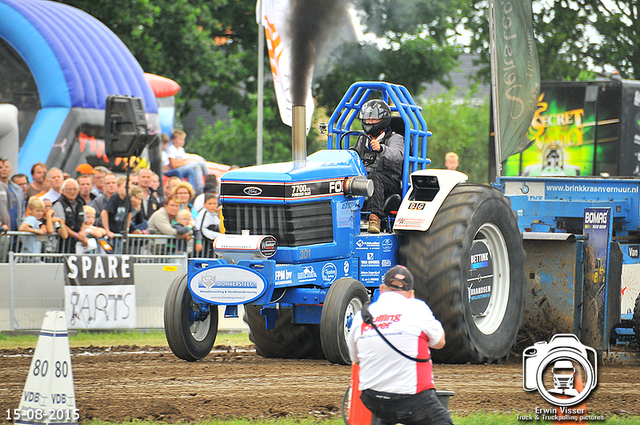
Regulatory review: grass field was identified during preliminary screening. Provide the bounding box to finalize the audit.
[0,330,249,349]
[79,414,639,425]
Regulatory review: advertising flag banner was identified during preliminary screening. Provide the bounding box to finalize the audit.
[490,0,540,165]
[64,255,136,329]
[256,0,314,130]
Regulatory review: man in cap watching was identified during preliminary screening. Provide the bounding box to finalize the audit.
[347,265,452,425]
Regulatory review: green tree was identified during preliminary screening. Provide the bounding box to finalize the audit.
[189,89,325,167]
[467,1,640,82]
[63,0,486,168]
[59,0,259,115]
[421,90,490,183]
[315,0,472,110]
[581,0,640,79]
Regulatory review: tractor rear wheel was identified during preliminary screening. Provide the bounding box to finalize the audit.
[320,278,369,364]
[243,305,324,359]
[399,183,525,363]
[164,273,218,361]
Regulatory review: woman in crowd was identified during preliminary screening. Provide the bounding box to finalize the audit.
[172,181,195,216]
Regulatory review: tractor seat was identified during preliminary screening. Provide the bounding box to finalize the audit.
[384,193,402,216]
[389,116,405,136]
[360,194,403,233]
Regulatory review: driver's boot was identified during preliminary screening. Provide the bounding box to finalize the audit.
[368,214,380,233]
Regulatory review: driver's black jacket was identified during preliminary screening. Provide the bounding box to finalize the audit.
[351,129,404,180]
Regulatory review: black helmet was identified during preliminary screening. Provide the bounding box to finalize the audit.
[359,99,391,137]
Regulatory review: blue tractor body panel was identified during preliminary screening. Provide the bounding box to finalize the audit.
[186,232,401,326]
[519,234,586,337]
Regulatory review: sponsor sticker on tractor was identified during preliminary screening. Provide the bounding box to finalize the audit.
[467,241,493,316]
[190,265,267,304]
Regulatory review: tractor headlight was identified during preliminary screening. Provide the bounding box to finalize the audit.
[214,232,278,261]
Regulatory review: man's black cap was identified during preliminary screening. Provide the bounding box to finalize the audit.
[383,265,414,291]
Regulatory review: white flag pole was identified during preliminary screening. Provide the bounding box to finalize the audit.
[256,0,264,165]
[489,0,502,179]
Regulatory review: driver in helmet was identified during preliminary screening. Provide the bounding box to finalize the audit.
[352,99,404,233]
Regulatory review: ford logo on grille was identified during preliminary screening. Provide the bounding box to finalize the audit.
[243,186,262,196]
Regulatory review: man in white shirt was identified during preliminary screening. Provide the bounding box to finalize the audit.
[166,129,209,191]
[348,265,453,425]
[39,168,64,203]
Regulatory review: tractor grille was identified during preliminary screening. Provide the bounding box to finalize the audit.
[223,201,334,247]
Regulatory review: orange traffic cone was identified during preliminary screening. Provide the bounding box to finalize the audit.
[347,363,373,425]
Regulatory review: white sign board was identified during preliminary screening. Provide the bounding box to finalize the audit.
[64,255,136,329]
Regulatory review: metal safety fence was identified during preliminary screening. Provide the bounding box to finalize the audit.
[0,231,215,263]
[0,232,194,331]
[0,232,252,332]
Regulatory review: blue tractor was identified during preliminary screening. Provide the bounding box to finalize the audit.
[163,81,526,364]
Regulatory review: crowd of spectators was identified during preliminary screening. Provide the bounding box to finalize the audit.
[0,153,223,257]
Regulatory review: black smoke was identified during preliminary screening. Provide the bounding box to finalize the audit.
[288,0,349,106]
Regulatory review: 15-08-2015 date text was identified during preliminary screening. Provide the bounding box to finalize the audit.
[6,408,80,421]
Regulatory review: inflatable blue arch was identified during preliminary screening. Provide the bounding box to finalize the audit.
[0,0,175,175]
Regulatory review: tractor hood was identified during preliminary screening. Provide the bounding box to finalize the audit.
[220,149,366,202]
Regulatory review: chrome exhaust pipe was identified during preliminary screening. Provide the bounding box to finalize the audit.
[292,105,307,168]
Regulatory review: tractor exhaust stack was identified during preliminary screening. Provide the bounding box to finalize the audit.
[292,105,307,168]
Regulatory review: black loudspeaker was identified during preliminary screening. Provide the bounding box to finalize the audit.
[105,95,150,157]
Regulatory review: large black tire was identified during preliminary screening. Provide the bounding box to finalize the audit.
[399,183,525,364]
[320,278,369,364]
[243,305,324,359]
[164,273,218,361]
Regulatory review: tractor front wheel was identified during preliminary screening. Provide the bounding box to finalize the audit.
[164,273,218,361]
[320,278,369,364]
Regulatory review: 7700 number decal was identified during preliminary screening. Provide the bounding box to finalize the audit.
[291,184,312,197]
[290,180,346,198]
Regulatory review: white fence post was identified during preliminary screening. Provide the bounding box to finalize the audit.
[9,250,15,331]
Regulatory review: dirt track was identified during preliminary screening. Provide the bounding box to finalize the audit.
[2,345,640,423]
